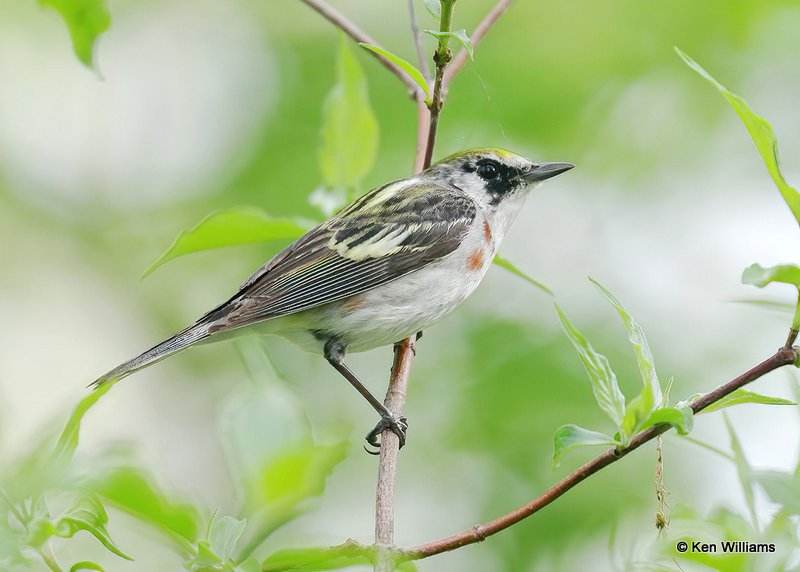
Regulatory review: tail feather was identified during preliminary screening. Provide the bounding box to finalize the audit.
[90,325,211,388]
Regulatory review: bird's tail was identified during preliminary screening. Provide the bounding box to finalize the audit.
[90,324,211,389]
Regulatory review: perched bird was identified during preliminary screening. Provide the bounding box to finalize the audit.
[93,148,573,449]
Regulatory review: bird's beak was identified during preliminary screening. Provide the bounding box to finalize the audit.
[522,162,574,182]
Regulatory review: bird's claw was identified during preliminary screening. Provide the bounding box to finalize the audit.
[365,414,408,450]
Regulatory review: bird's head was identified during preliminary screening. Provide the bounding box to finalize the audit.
[424,148,573,212]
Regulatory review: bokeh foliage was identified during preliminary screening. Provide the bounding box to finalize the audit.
[2,0,800,571]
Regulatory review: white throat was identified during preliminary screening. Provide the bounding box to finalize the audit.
[484,187,532,247]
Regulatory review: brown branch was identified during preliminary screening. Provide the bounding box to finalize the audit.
[407,346,798,559]
[374,337,417,571]
[407,0,432,84]
[258,343,798,571]
[374,3,460,569]
[414,99,432,174]
[442,0,514,90]
[283,7,796,567]
[299,0,424,100]
[422,0,457,170]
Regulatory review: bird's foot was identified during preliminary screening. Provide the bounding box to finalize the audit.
[364,413,408,454]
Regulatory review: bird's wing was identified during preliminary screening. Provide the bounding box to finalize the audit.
[203,179,477,332]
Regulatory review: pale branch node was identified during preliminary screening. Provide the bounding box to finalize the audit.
[299,0,425,100]
[785,327,798,348]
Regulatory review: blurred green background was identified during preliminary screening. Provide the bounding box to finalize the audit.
[1,0,800,570]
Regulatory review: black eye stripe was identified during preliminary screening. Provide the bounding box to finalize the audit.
[471,158,525,205]
[477,161,499,180]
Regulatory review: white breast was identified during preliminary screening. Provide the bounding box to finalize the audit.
[273,212,497,353]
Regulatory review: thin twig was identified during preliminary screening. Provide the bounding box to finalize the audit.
[654,435,668,535]
[422,0,457,170]
[407,346,797,559]
[414,99,431,174]
[299,0,424,100]
[375,337,417,571]
[786,328,799,348]
[442,0,514,90]
[37,544,64,572]
[407,0,432,83]
[0,487,26,527]
[257,345,798,571]
[375,3,459,568]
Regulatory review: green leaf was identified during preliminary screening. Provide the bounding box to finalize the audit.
[143,207,308,278]
[238,559,262,572]
[679,435,735,461]
[742,263,800,288]
[70,562,105,572]
[591,279,662,418]
[724,415,757,528]
[662,376,674,406]
[424,29,473,60]
[753,471,800,515]
[258,443,348,508]
[40,0,110,69]
[741,266,800,330]
[53,495,132,560]
[93,466,202,547]
[640,406,694,435]
[208,515,246,562]
[552,424,618,467]
[359,44,431,104]
[221,383,349,559]
[620,393,649,441]
[54,381,115,462]
[702,389,796,413]
[493,254,553,296]
[422,0,441,20]
[320,38,379,193]
[186,513,247,571]
[23,503,58,550]
[676,48,800,224]
[555,305,626,430]
[262,542,383,572]
[222,385,346,512]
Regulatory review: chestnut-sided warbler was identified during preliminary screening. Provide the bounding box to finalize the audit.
[93,149,573,449]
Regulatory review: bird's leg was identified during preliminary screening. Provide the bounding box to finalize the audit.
[323,339,408,450]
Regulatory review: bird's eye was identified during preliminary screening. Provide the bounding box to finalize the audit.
[477,161,499,180]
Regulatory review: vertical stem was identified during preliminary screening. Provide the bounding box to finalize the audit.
[0,487,26,526]
[422,0,457,169]
[407,0,432,83]
[413,99,431,173]
[375,338,416,568]
[787,287,800,347]
[37,544,64,572]
[374,2,458,571]
[442,0,514,89]
[654,435,668,536]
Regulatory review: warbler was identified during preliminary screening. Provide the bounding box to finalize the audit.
[93,149,573,448]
